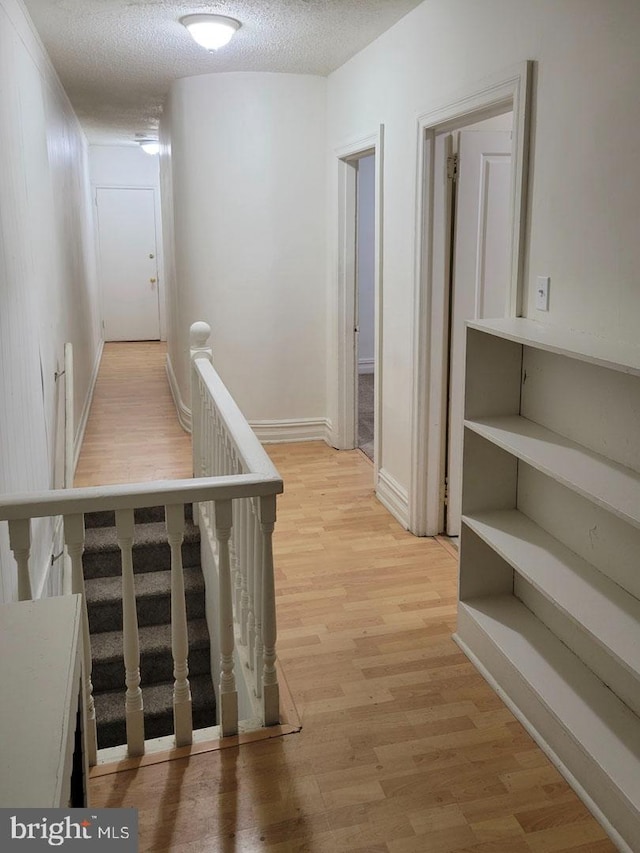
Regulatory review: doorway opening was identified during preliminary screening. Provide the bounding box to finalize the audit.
[335,126,383,479]
[356,153,376,462]
[409,62,532,537]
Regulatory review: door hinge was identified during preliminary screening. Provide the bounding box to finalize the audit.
[447,153,458,181]
[443,477,449,506]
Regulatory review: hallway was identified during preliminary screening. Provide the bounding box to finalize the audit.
[85,345,614,852]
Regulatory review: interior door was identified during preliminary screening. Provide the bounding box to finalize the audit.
[96,187,160,341]
[446,129,512,535]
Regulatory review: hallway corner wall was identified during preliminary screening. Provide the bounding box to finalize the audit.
[160,72,328,429]
[0,0,101,603]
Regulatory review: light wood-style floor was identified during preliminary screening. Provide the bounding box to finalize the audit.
[86,343,616,852]
[75,342,192,487]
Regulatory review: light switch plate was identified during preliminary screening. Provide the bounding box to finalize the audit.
[536,276,550,311]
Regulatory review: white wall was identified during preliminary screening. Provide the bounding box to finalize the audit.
[357,154,376,372]
[326,0,640,501]
[160,72,327,429]
[0,0,101,602]
[89,145,166,339]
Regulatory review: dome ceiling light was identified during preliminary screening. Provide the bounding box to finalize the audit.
[181,14,241,51]
[138,139,160,155]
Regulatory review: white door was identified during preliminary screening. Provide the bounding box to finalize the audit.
[447,130,512,535]
[96,187,160,341]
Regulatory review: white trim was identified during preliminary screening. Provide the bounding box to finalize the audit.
[249,419,332,445]
[334,126,384,484]
[73,339,104,477]
[358,358,374,375]
[410,61,532,536]
[166,353,329,446]
[166,352,192,433]
[376,468,410,530]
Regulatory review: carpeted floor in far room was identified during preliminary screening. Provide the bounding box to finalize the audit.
[358,371,374,460]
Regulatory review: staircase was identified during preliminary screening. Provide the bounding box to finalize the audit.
[82,505,217,749]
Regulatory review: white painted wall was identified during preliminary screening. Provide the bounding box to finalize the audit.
[89,145,166,339]
[357,154,376,372]
[326,0,640,502]
[0,0,101,603]
[160,72,327,427]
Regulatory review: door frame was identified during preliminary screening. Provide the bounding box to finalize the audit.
[334,126,384,476]
[93,184,165,342]
[409,61,532,536]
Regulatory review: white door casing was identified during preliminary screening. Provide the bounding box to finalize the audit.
[96,187,160,341]
[410,61,532,537]
[446,130,513,535]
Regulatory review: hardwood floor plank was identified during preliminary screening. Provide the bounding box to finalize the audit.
[85,348,617,852]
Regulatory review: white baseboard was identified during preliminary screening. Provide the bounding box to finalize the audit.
[250,419,332,445]
[166,353,192,433]
[164,358,328,446]
[73,339,104,477]
[358,358,374,375]
[376,467,410,529]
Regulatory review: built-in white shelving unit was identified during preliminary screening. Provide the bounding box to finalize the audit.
[454,318,640,853]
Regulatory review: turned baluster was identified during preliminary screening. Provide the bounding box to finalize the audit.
[8,518,32,601]
[214,413,223,477]
[64,513,98,766]
[253,510,264,697]
[216,499,238,736]
[190,321,212,482]
[239,497,252,646]
[166,503,193,747]
[259,495,279,725]
[246,501,259,671]
[115,508,145,757]
[233,499,244,618]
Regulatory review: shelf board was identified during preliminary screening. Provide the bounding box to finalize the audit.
[465,414,640,529]
[466,317,640,377]
[456,596,640,823]
[462,510,640,680]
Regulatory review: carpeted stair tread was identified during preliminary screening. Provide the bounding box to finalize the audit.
[91,619,212,692]
[91,618,211,665]
[85,567,205,632]
[94,674,217,748]
[84,520,200,551]
[82,520,200,578]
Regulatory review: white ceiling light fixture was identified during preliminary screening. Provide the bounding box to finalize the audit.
[181,14,241,51]
[138,139,160,155]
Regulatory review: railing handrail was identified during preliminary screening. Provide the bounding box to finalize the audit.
[193,358,280,480]
[0,473,282,522]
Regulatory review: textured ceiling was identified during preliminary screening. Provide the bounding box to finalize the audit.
[23,0,423,144]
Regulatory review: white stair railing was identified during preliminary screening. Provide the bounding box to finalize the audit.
[190,322,282,730]
[0,320,283,762]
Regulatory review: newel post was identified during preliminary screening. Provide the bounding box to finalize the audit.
[190,322,213,482]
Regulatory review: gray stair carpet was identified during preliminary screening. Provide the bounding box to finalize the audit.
[83,505,217,750]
